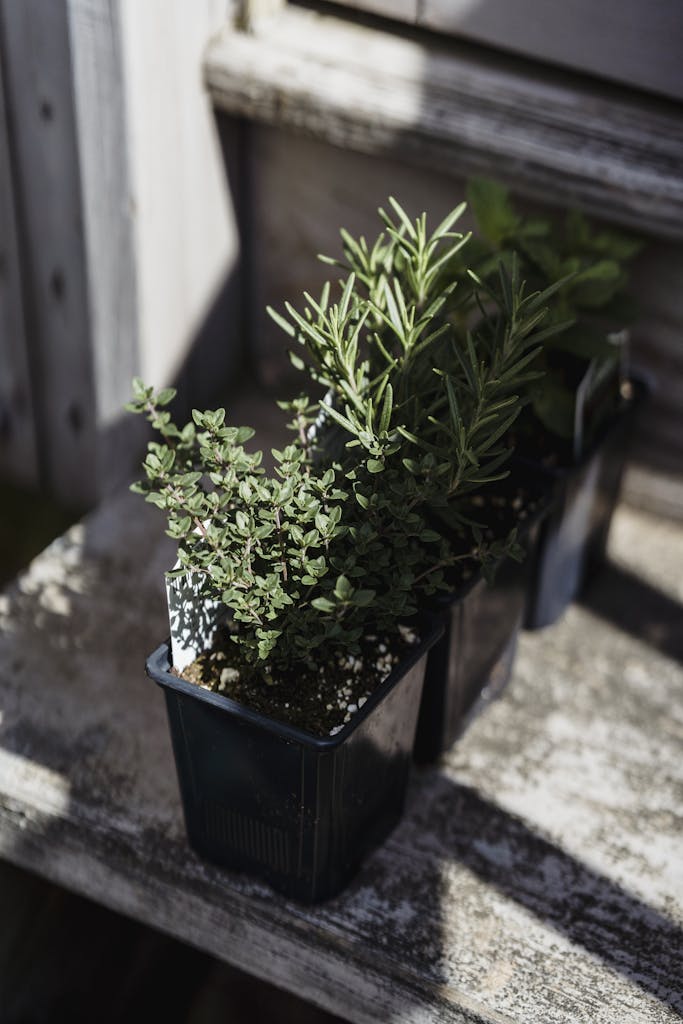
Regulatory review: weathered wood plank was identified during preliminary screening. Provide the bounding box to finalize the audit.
[0,0,243,505]
[331,0,418,22]
[0,403,681,1023]
[333,0,683,102]
[418,0,683,103]
[0,0,98,505]
[65,0,141,493]
[205,6,683,241]
[0,52,38,488]
[116,0,243,409]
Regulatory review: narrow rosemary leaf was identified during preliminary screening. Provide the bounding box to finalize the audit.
[433,202,467,239]
[266,305,296,337]
[379,383,393,434]
[388,196,418,240]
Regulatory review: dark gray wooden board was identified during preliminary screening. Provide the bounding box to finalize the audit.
[329,0,683,103]
[0,461,681,1021]
[205,7,683,241]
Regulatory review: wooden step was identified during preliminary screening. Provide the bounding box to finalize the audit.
[0,381,681,1022]
[205,5,683,240]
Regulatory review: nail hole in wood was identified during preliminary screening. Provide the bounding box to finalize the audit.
[0,405,11,441]
[67,402,83,434]
[40,99,54,121]
[50,269,65,301]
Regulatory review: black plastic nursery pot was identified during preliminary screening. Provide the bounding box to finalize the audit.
[524,377,647,629]
[413,474,550,765]
[146,619,442,904]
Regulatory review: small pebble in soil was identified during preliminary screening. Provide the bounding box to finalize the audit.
[176,625,415,738]
[398,624,418,645]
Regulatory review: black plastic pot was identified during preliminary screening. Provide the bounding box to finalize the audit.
[524,378,647,629]
[146,619,442,904]
[414,474,550,764]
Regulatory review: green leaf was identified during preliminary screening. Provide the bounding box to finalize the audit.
[378,383,393,434]
[367,458,384,473]
[531,378,576,439]
[266,305,296,337]
[570,260,623,308]
[388,196,418,239]
[235,426,255,444]
[156,387,176,406]
[311,596,336,613]
[334,574,353,600]
[547,323,618,361]
[466,178,519,245]
[339,273,356,320]
[433,202,467,239]
[324,403,357,436]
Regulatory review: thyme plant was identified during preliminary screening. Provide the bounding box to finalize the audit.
[127,381,452,679]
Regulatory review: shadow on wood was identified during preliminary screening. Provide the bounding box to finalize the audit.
[407,773,683,1016]
[580,560,683,665]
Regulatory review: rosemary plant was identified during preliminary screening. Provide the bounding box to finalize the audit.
[269,197,568,533]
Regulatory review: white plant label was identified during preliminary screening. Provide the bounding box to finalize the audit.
[165,567,224,672]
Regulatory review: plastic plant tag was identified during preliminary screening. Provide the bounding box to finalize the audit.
[165,566,224,672]
[608,327,631,387]
[535,451,603,623]
[573,347,622,462]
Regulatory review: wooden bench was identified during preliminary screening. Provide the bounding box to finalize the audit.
[0,483,681,1023]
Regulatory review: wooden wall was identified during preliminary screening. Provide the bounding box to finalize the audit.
[0,59,38,488]
[0,0,241,507]
[0,0,98,505]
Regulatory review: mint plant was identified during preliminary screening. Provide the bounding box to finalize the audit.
[464,178,642,445]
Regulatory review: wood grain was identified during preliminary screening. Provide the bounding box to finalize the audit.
[0,55,38,487]
[0,0,243,504]
[0,0,98,505]
[332,0,683,102]
[205,6,683,241]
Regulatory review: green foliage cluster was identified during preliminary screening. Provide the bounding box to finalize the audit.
[463,179,642,441]
[271,198,566,512]
[129,196,569,682]
[127,379,453,677]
